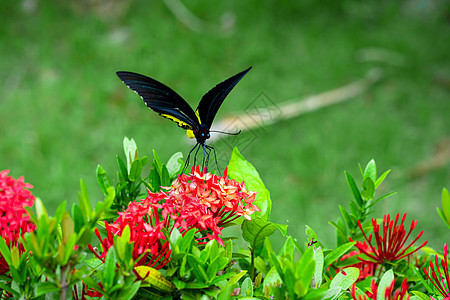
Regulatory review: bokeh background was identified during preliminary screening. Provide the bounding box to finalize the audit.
[1,1,449,249]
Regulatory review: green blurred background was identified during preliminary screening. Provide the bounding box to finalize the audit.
[1,1,449,248]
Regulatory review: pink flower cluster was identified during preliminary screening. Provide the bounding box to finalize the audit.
[0,170,36,274]
[0,170,36,243]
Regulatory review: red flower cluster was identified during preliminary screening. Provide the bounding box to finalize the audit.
[351,278,410,300]
[0,170,36,274]
[161,166,260,246]
[89,166,259,271]
[90,199,171,270]
[423,243,449,299]
[352,213,427,265]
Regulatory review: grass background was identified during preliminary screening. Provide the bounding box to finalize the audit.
[1,1,449,249]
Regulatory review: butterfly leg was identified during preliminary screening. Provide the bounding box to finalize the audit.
[205,144,220,174]
[193,142,201,169]
[201,144,212,171]
[183,143,200,173]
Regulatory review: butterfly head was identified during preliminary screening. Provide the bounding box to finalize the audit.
[194,124,210,144]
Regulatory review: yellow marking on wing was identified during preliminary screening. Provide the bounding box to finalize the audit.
[195,110,202,124]
[160,113,192,130]
[186,130,195,139]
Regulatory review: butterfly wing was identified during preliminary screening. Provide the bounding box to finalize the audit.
[116,71,199,130]
[196,67,252,129]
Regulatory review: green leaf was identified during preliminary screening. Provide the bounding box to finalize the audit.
[123,137,138,173]
[324,242,356,269]
[345,172,363,206]
[0,237,12,266]
[96,164,112,196]
[104,247,117,288]
[242,218,286,256]
[437,208,450,228]
[61,212,74,244]
[279,236,295,259]
[121,281,141,300]
[263,266,282,296]
[35,281,60,296]
[78,179,92,220]
[305,225,323,250]
[363,159,377,182]
[374,169,391,188]
[186,254,208,283]
[325,267,359,299]
[117,155,128,180]
[361,177,375,201]
[35,198,48,220]
[129,159,143,181]
[313,247,324,288]
[135,266,174,292]
[295,248,315,297]
[377,269,394,300]
[0,281,20,297]
[339,205,354,229]
[240,277,254,297]
[411,291,431,300]
[167,152,183,177]
[441,188,450,223]
[72,204,85,234]
[152,150,163,175]
[227,147,271,220]
[161,165,171,187]
[54,201,67,224]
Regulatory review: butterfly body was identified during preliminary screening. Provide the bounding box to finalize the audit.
[116,67,251,171]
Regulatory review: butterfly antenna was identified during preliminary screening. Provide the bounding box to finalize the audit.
[209,130,241,136]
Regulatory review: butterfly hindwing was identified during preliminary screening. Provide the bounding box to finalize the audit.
[116,71,199,130]
[196,67,252,129]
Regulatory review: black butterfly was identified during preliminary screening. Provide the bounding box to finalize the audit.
[116,67,251,172]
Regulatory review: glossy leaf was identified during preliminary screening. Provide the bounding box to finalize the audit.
[123,137,138,173]
[167,152,183,177]
[361,177,375,201]
[323,242,355,269]
[227,147,272,220]
[363,159,377,182]
[313,247,324,288]
[295,247,315,297]
[78,179,92,221]
[325,267,359,299]
[377,269,394,300]
[135,266,175,292]
[345,171,362,206]
[96,164,111,196]
[240,277,254,297]
[242,218,287,256]
[374,169,391,188]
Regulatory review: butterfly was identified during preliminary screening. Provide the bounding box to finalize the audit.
[116,67,251,172]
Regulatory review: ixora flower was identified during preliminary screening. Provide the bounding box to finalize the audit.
[351,213,427,265]
[89,201,171,270]
[423,243,449,299]
[89,166,259,270]
[351,278,410,300]
[0,170,36,274]
[160,166,260,246]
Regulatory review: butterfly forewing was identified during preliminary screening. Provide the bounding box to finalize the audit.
[116,71,199,129]
[196,67,252,129]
